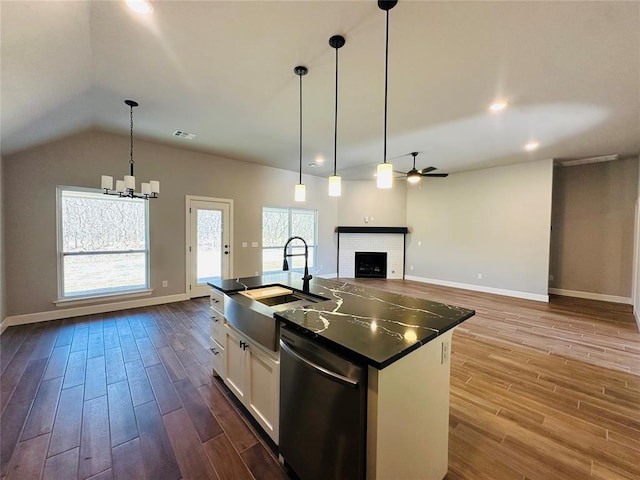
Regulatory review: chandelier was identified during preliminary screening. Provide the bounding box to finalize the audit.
[101,100,159,199]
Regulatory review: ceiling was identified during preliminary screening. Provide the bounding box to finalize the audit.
[2,1,639,180]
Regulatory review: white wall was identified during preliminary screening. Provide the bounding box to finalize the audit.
[337,180,407,227]
[3,130,338,318]
[406,159,554,300]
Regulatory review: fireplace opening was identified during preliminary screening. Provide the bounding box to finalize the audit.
[355,252,387,278]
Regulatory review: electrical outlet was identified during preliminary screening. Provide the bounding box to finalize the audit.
[162,280,168,288]
[477,273,482,280]
[410,265,414,271]
[251,242,259,247]
[549,274,554,281]
[441,339,450,364]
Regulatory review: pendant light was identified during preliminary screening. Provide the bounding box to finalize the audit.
[294,66,308,202]
[328,35,345,197]
[376,0,398,189]
[101,100,159,199]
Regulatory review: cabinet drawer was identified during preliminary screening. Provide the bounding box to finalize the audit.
[210,289,224,313]
[210,312,225,345]
[210,338,224,376]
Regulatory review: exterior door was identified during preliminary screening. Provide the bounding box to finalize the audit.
[187,196,232,298]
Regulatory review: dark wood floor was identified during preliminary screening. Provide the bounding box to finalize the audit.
[1,300,288,480]
[1,279,639,479]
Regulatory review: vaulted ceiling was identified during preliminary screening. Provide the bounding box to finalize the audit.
[2,1,639,179]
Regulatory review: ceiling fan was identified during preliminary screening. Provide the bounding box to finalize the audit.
[397,152,449,184]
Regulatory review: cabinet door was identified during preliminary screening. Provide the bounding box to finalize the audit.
[210,338,224,377]
[246,345,280,443]
[210,310,224,346]
[223,327,247,402]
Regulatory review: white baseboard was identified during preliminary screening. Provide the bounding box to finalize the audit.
[1,293,189,333]
[548,288,632,305]
[0,318,10,335]
[635,309,640,331]
[405,275,549,303]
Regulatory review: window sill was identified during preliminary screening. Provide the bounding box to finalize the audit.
[54,289,154,307]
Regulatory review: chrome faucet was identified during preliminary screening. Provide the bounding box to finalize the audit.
[282,236,312,293]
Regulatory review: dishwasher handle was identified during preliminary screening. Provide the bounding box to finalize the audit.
[280,339,359,389]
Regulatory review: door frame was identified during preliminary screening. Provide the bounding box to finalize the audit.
[185,195,234,298]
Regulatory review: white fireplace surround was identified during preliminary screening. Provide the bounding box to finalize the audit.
[338,233,405,279]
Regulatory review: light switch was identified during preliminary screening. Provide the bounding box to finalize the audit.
[242,242,248,248]
[251,242,259,247]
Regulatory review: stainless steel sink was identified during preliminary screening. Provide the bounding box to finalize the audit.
[224,287,325,351]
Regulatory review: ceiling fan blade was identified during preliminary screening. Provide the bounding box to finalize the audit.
[421,173,448,177]
[418,166,437,174]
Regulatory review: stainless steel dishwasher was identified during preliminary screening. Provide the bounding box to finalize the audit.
[279,327,367,480]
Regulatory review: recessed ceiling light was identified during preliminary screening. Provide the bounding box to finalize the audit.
[315,156,325,164]
[125,0,153,15]
[524,141,540,152]
[489,101,508,112]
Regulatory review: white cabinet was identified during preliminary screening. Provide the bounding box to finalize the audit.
[366,330,454,480]
[209,288,226,376]
[223,324,280,443]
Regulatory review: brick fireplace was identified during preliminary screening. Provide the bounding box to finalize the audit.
[335,226,409,279]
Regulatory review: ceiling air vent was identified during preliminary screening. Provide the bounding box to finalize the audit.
[557,154,619,167]
[173,130,196,140]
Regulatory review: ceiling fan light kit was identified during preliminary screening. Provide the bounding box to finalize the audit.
[101,100,159,200]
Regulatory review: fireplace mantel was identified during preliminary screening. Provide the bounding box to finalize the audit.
[335,226,409,234]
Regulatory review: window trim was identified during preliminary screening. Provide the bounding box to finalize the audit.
[56,185,151,302]
[262,206,318,274]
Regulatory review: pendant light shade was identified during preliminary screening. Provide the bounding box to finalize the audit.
[328,175,341,196]
[328,35,345,197]
[295,183,306,202]
[377,163,394,188]
[376,0,397,189]
[294,66,308,202]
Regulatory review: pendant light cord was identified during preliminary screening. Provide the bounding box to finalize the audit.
[333,46,339,176]
[129,103,135,176]
[383,7,389,164]
[299,71,303,184]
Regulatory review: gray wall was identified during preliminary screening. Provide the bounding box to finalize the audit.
[3,130,337,317]
[633,161,640,327]
[0,155,5,325]
[406,159,554,297]
[550,157,638,298]
[337,180,407,227]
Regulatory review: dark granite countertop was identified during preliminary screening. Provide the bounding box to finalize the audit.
[208,274,474,369]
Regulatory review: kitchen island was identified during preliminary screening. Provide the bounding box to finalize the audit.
[209,273,474,480]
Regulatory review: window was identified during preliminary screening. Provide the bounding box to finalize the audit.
[262,207,317,274]
[57,186,149,299]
